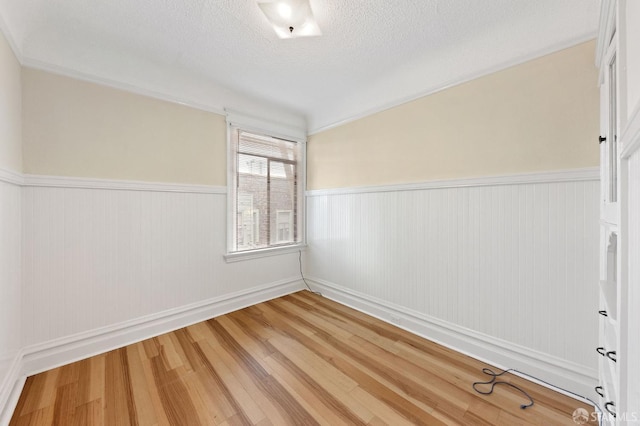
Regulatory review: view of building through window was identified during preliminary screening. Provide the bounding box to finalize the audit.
[233,130,299,251]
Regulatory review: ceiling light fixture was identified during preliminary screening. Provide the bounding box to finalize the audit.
[258,0,321,39]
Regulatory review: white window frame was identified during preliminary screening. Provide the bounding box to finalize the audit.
[224,110,307,262]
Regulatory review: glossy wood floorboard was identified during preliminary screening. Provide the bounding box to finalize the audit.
[10,291,596,425]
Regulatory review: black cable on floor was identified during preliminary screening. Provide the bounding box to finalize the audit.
[473,368,534,409]
[510,369,600,415]
[299,250,322,296]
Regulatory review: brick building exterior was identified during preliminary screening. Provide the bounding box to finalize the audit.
[236,170,296,250]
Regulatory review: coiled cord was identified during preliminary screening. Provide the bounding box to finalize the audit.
[472,368,534,409]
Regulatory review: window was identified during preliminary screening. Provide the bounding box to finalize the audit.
[227,121,304,256]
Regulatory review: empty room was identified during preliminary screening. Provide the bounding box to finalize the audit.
[1,0,639,424]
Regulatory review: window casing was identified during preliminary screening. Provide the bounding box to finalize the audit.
[607,52,617,203]
[227,125,304,256]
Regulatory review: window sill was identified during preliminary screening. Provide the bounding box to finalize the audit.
[224,244,307,263]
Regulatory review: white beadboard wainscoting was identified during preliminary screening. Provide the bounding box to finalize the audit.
[0,175,304,423]
[0,172,23,425]
[305,168,600,399]
[20,177,304,351]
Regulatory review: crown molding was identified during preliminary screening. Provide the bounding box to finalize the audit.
[21,57,228,117]
[308,34,598,135]
[22,55,308,133]
[6,8,595,140]
[0,12,23,63]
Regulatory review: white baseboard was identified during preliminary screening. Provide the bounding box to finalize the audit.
[20,278,304,378]
[1,278,304,423]
[307,277,598,405]
[2,274,597,422]
[0,351,26,426]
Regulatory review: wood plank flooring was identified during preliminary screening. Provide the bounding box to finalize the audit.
[10,291,596,425]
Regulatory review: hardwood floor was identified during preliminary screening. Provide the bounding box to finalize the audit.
[10,291,596,425]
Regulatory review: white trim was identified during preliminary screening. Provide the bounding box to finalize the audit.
[0,13,23,63]
[300,138,308,245]
[20,278,304,378]
[22,58,228,117]
[309,35,597,135]
[224,244,307,263]
[226,119,308,255]
[0,351,25,426]
[307,277,598,402]
[21,58,311,140]
[0,168,23,186]
[5,13,593,140]
[305,168,600,197]
[227,123,236,253]
[620,101,640,159]
[22,174,226,194]
[0,377,25,426]
[595,0,616,79]
[20,59,308,134]
[225,109,307,143]
[1,169,229,194]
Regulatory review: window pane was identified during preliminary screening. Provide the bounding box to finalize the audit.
[237,155,268,250]
[231,128,301,253]
[239,133,296,161]
[238,153,267,176]
[270,161,296,245]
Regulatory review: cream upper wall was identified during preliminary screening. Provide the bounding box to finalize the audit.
[0,30,22,173]
[307,40,599,190]
[22,68,226,185]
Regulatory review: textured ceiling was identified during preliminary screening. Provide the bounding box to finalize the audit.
[0,0,600,133]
